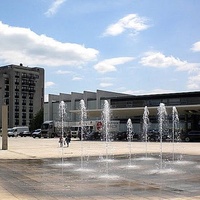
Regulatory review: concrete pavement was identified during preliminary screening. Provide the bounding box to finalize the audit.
[1,137,200,159]
[0,137,200,199]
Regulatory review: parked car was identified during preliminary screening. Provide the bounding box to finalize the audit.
[7,128,15,137]
[180,130,200,142]
[114,131,140,141]
[8,126,29,137]
[147,130,170,142]
[147,130,160,141]
[114,131,127,141]
[19,131,31,137]
[85,131,101,141]
[32,129,41,138]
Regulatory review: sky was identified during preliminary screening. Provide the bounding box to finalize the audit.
[0,0,200,101]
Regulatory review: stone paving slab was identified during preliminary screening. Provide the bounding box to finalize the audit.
[0,137,200,199]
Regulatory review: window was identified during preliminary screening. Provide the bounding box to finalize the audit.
[22,106,26,112]
[15,72,20,78]
[15,106,19,111]
[168,98,180,105]
[4,92,9,97]
[22,99,26,105]
[15,99,19,105]
[15,119,19,126]
[15,92,19,98]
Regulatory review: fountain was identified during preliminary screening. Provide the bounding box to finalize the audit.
[43,102,200,198]
[157,103,168,169]
[80,99,87,141]
[172,106,180,162]
[99,100,119,179]
[58,101,67,165]
[59,101,67,137]
[127,118,133,166]
[143,106,150,157]
[79,99,87,170]
[102,100,111,173]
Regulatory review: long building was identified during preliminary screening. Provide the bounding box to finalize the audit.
[44,90,200,133]
[0,64,44,128]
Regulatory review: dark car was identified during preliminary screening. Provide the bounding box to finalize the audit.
[180,130,200,142]
[32,129,41,138]
[114,131,140,141]
[19,131,31,137]
[147,130,171,142]
[85,131,101,141]
[147,130,160,141]
[114,131,127,141]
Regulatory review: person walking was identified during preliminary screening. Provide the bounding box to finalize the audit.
[65,132,71,147]
[59,136,63,147]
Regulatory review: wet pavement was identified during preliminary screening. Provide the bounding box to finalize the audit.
[0,137,200,199]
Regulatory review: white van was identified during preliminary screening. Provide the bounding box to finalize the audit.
[8,126,29,137]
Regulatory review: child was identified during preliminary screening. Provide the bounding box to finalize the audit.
[59,136,63,147]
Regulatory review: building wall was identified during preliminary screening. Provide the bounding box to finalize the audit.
[0,64,44,128]
[44,90,200,134]
[45,90,120,120]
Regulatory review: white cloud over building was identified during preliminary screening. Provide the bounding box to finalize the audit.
[0,21,98,68]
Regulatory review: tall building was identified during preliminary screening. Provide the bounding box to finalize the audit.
[0,64,44,128]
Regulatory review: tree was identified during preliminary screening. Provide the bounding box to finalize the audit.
[29,109,43,132]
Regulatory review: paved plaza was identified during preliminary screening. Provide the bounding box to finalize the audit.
[0,137,200,200]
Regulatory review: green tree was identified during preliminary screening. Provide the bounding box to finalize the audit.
[29,109,43,132]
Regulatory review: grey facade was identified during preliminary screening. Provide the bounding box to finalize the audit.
[44,90,129,123]
[44,90,200,133]
[0,64,44,128]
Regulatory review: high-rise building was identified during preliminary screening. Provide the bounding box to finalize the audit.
[0,64,44,128]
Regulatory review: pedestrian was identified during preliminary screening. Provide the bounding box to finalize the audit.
[65,132,71,147]
[59,136,63,147]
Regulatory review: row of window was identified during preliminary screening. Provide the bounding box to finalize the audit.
[15,71,39,79]
[15,119,27,126]
[15,106,33,112]
[111,97,200,108]
[15,91,34,97]
[15,112,33,126]
[15,78,36,86]
[15,98,34,105]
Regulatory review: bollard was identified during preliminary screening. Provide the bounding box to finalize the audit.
[2,105,8,150]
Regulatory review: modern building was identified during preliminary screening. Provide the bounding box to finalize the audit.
[0,64,44,128]
[44,90,200,133]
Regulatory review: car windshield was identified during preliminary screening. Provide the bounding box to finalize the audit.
[41,124,49,129]
[71,127,79,131]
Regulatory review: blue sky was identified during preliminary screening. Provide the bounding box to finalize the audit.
[0,0,200,101]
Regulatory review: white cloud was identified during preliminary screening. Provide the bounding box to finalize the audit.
[103,14,150,36]
[0,21,98,67]
[140,51,200,72]
[100,82,113,88]
[187,73,200,90]
[45,81,55,88]
[45,0,66,17]
[56,70,71,74]
[191,41,200,52]
[94,57,134,73]
[72,76,83,81]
